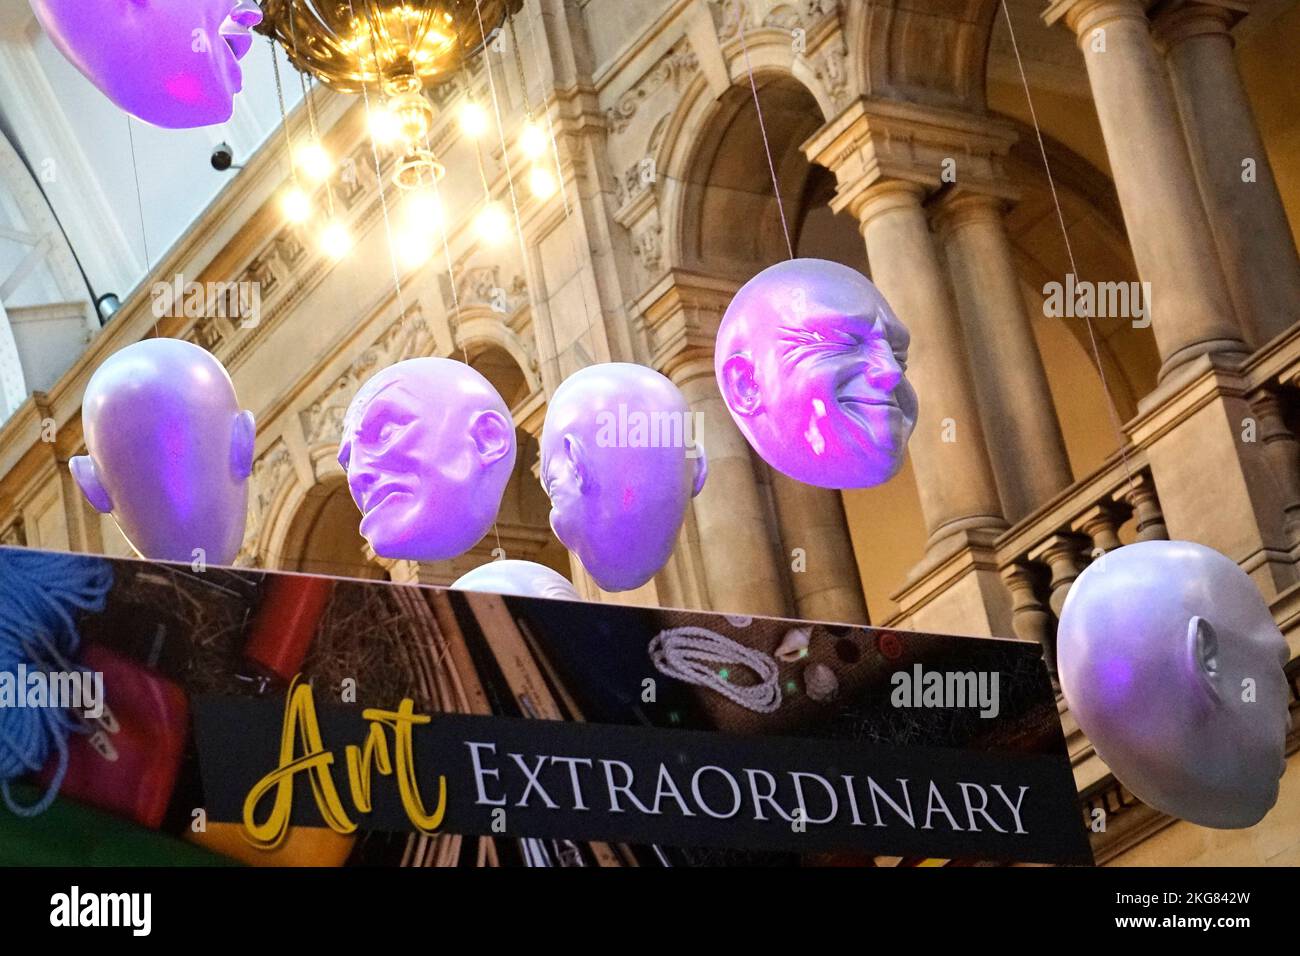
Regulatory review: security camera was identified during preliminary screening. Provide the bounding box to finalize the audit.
[210,142,236,172]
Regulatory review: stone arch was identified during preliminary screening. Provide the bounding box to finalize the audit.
[273,475,383,579]
[450,307,542,396]
[664,70,831,277]
[846,0,1000,112]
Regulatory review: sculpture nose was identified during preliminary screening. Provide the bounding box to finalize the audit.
[865,352,902,393]
[230,1,263,27]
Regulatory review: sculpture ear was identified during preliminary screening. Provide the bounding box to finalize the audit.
[470,409,514,466]
[70,455,113,514]
[1187,615,1222,704]
[563,432,591,494]
[720,353,761,417]
[690,443,708,498]
[231,410,256,480]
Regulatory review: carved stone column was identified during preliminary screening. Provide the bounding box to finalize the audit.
[1153,1,1300,346]
[804,99,1014,637]
[641,271,788,618]
[1044,0,1249,377]
[934,191,1074,521]
[1250,388,1300,547]
[769,473,870,625]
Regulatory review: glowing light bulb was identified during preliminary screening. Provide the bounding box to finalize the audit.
[528,166,557,200]
[396,226,434,270]
[520,121,547,159]
[405,190,444,232]
[369,106,401,145]
[460,101,490,139]
[321,221,352,258]
[474,202,510,245]
[281,186,312,224]
[297,142,332,181]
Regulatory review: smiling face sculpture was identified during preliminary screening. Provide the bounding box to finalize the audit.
[540,364,707,593]
[715,258,917,489]
[70,339,255,565]
[1058,540,1292,829]
[338,358,516,563]
[29,0,262,129]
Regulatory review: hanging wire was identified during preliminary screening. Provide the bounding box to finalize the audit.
[518,0,609,367]
[735,7,794,260]
[342,0,408,316]
[472,0,537,302]
[998,0,1134,487]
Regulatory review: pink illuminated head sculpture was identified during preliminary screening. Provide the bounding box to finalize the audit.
[716,258,917,489]
[29,0,262,129]
[452,560,581,602]
[338,358,516,563]
[540,363,707,592]
[70,339,255,564]
[1058,540,1291,828]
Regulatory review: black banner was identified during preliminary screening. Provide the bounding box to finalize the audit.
[194,688,1092,864]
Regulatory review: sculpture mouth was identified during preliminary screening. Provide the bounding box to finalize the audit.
[362,485,412,516]
[838,396,900,430]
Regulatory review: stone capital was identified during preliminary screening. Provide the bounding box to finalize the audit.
[929,189,1014,239]
[634,269,739,383]
[1044,0,1150,40]
[801,97,1018,223]
[1150,1,1241,49]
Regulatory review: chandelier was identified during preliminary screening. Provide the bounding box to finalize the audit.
[256,1,520,96]
[258,2,520,189]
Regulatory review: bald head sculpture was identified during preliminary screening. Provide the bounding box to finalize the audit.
[71,338,255,564]
[338,358,516,562]
[452,560,581,602]
[30,0,262,128]
[1058,540,1291,828]
[540,363,706,592]
[716,258,916,489]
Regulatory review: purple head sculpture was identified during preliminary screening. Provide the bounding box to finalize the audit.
[452,560,581,602]
[715,258,917,489]
[1058,540,1291,828]
[70,339,255,564]
[29,0,262,129]
[540,363,707,592]
[338,358,516,563]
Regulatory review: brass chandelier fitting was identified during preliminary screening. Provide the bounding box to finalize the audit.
[256,0,520,96]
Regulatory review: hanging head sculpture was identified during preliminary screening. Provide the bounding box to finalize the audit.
[540,363,707,592]
[71,338,256,565]
[715,258,917,489]
[1058,540,1292,828]
[29,0,262,129]
[452,560,581,602]
[338,358,516,563]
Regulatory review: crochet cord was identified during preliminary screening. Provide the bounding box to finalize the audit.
[649,626,782,714]
[0,550,113,816]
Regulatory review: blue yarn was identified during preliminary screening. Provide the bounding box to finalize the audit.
[0,549,113,816]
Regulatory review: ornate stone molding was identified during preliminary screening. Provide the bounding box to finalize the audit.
[237,439,292,566]
[297,306,435,453]
[604,42,699,135]
[802,96,1019,220]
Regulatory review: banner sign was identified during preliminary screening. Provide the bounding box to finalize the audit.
[0,547,1093,866]
[195,688,1091,863]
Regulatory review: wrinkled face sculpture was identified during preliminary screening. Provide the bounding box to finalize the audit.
[540,363,707,593]
[1058,540,1292,829]
[339,358,516,563]
[71,339,255,565]
[452,560,581,602]
[29,0,262,129]
[716,258,917,489]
